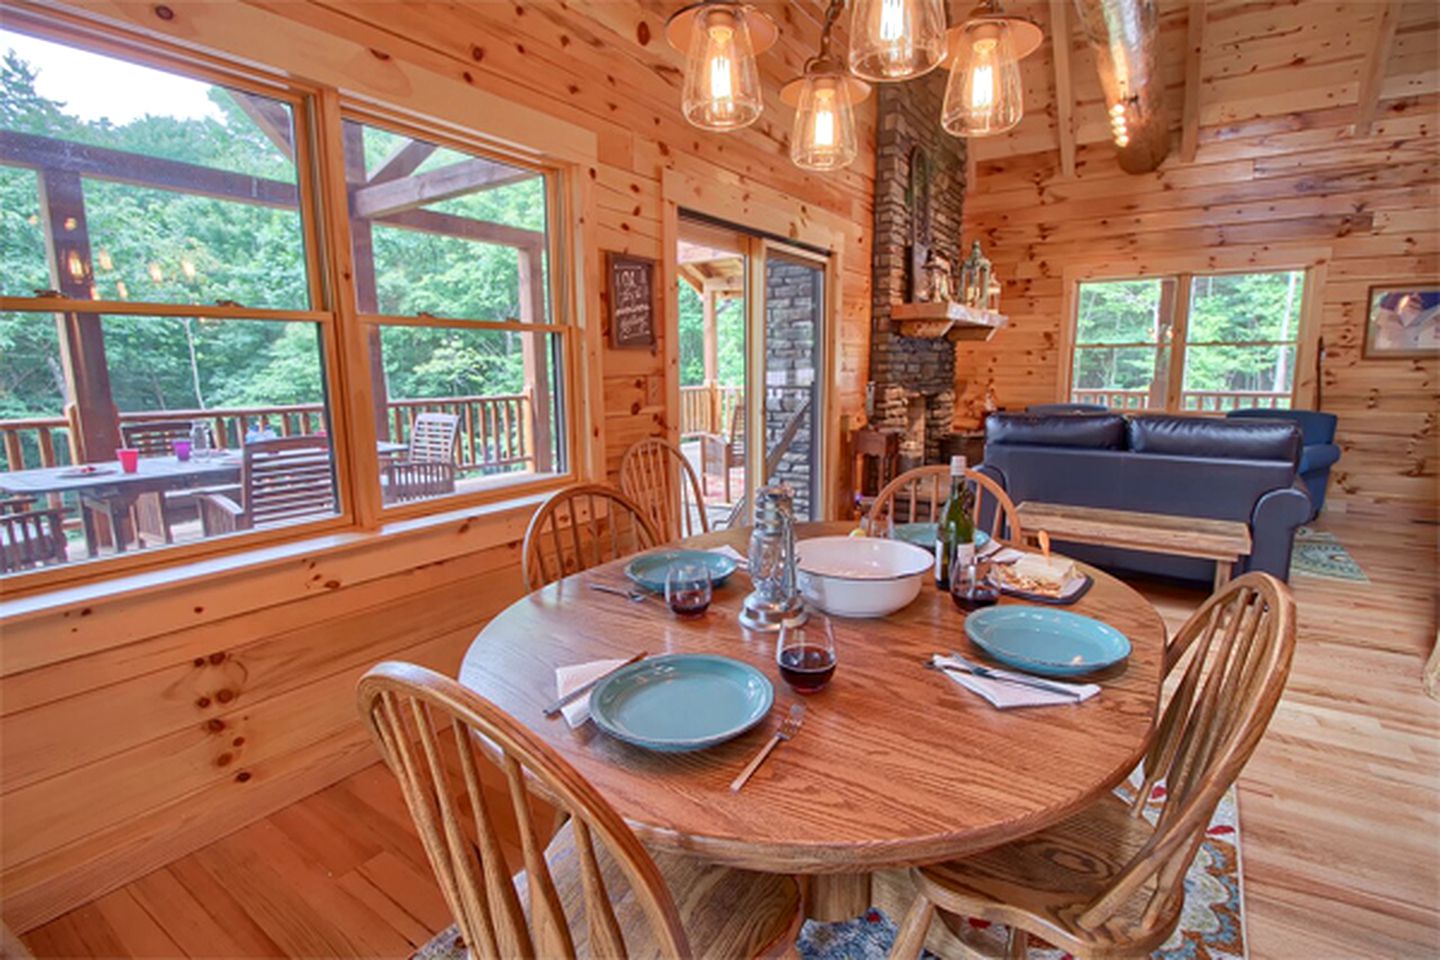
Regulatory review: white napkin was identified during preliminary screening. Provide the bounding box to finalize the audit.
[707,545,749,569]
[555,659,626,728]
[931,655,1100,710]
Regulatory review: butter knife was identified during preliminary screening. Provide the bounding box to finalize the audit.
[933,654,1085,701]
[543,652,647,717]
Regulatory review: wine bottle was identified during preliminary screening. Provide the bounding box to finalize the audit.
[935,455,976,588]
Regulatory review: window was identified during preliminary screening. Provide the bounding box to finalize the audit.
[340,119,566,507]
[1067,270,1306,412]
[0,22,574,583]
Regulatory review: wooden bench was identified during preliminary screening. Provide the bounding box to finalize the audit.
[1015,502,1253,590]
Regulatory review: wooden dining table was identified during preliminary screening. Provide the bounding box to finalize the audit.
[459,521,1167,921]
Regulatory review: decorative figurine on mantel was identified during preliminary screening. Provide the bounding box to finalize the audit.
[986,275,1003,313]
[920,249,953,303]
[958,240,993,310]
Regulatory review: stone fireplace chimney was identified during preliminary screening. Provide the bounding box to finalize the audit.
[867,72,966,466]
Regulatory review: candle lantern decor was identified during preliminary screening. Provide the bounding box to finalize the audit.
[740,484,807,632]
[958,240,992,309]
[986,275,1003,313]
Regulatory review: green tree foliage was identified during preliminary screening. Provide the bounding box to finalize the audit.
[0,46,546,436]
[677,280,744,387]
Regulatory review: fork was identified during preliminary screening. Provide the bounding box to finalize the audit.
[729,703,806,792]
[588,583,649,603]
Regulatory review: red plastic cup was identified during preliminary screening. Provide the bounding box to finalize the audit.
[117,448,140,473]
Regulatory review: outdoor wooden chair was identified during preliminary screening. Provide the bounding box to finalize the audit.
[0,496,68,573]
[865,464,1023,546]
[700,404,746,504]
[619,437,710,543]
[521,483,660,591]
[385,412,460,504]
[357,661,801,959]
[108,419,222,546]
[197,435,335,535]
[890,573,1297,960]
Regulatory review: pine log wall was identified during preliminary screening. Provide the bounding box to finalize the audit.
[958,0,1438,521]
[0,0,873,930]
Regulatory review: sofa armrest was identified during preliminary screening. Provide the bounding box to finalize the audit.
[1246,481,1312,581]
[1299,442,1341,474]
[197,491,245,537]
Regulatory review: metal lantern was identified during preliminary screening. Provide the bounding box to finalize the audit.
[740,484,807,631]
[958,240,992,309]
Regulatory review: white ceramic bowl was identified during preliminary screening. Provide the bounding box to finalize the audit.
[795,536,934,618]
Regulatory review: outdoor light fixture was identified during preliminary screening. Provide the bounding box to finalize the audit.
[941,2,1043,138]
[848,0,948,81]
[667,2,777,131]
[782,0,870,171]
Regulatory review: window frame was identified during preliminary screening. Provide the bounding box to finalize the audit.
[0,12,585,593]
[1058,252,1328,415]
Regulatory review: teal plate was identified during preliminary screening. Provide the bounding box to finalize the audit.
[964,606,1131,677]
[891,524,991,552]
[625,549,738,593]
[589,654,774,752]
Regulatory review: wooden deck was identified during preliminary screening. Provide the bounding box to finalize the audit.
[19,512,1439,959]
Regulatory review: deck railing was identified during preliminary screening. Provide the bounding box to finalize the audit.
[679,383,743,436]
[1070,388,1291,413]
[0,393,535,474]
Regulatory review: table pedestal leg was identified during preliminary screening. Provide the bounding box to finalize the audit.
[807,872,872,921]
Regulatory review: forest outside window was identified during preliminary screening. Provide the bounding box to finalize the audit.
[1068,270,1306,413]
[0,27,344,580]
[340,118,567,507]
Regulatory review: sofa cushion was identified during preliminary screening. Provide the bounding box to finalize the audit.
[1228,408,1338,445]
[1128,415,1301,465]
[985,413,1127,449]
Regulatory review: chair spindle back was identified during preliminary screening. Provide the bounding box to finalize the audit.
[619,438,710,543]
[866,464,1023,546]
[522,484,661,591]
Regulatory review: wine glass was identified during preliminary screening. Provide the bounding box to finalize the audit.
[951,555,1000,611]
[775,616,837,693]
[665,560,713,618]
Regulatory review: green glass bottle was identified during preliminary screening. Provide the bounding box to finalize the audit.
[935,455,976,589]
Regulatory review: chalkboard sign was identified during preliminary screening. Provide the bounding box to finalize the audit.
[607,251,657,348]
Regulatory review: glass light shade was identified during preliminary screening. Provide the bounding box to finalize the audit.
[849,0,947,81]
[941,21,1024,137]
[790,73,859,170]
[680,5,764,131]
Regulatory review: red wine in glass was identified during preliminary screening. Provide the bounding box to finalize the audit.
[667,586,711,618]
[665,561,712,618]
[952,584,1000,612]
[777,645,836,693]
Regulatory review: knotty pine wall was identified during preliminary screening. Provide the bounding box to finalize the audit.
[0,0,874,930]
[957,0,1439,520]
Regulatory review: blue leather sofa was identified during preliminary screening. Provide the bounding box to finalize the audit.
[1227,408,1339,519]
[1026,402,1109,415]
[979,412,1311,582]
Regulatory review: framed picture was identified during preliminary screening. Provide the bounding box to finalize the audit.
[1364,285,1440,358]
[606,251,657,348]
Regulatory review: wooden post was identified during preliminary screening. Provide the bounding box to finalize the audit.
[342,122,391,440]
[518,245,554,472]
[38,169,119,463]
[1049,0,1077,179]
[1073,0,1169,174]
[702,285,720,432]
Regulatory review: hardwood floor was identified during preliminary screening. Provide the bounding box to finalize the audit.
[19,513,1440,959]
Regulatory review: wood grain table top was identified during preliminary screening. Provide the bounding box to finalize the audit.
[1016,502,1253,560]
[459,522,1167,874]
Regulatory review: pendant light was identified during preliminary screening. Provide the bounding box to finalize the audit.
[848,0,948,82]
[782,0,870,171]
[666,2,778,131]
[940,2,1043,138]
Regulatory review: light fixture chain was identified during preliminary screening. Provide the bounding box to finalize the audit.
[818,0,847,61]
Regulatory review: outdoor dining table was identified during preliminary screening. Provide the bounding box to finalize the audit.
[459,521,1168,921]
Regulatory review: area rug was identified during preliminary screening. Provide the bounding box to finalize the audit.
[414,785,1245,960]
[1291,526,1368,582]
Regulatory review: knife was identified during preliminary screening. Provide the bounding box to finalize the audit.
[543,652,647,717]
[933,654,1085,701]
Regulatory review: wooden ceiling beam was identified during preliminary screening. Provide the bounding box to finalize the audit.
[1179,1,1205,163]
[1353,0,1401,137]
[228,90,295,162]
[367,139,437,185]
[1049,0,1077,179]
[351,158,535,219]
[1074,0,1170,174]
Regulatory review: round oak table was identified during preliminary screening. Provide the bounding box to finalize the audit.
[460,522,1166,919]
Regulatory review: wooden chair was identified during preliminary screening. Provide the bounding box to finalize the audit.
[0,496,68,573]
[198,435,335,535]
[619,437,710,543]
[700,404,745,503]
[385,412,460,504]
[357,661,802,959]
[865,464,1023,545]
[109,419,218,546]
[850,426,902,520]
[890,572,1298,959]
[522,483,660,592]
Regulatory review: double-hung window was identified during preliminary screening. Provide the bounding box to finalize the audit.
[1066,269,1307,412]
[0,22,574,584]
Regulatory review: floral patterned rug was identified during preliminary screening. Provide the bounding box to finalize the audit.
[415,782,1245,960]
[1291,527,1368,582]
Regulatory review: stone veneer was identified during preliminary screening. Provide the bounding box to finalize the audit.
[868,70,967,464]
[764,258,820,519]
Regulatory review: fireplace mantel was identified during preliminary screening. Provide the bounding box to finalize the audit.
[891,301,1007,342]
